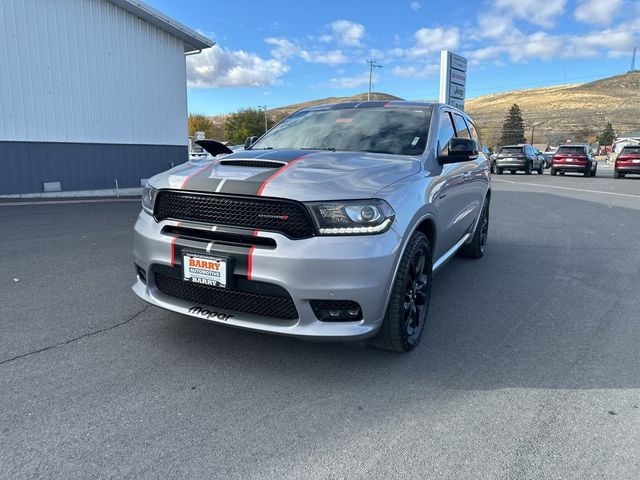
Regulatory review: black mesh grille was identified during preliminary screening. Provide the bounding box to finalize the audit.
[155,273,298,320]
[154,191,315,239]
[220,160,284,168]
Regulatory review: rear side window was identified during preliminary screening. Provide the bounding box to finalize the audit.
[621,146,640,154]
[436,111,456,156]
[452,114,471,139]
[557,146,587,155]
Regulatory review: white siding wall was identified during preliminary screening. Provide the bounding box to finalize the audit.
[0,0,188,145]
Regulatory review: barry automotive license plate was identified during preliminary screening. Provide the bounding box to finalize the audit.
[183,253,228,288]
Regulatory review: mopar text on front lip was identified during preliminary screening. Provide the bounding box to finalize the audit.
[188,306,234,321]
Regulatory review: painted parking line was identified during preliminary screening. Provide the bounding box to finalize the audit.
[493,179,640,199]
[0,198,141,207]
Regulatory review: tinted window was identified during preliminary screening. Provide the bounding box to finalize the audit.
[556,146,587,155]
[452,114,471,139]
[466,120,480,144]
[252,106,432,156]
[621,146,640,154]
[499,147,524,156]
[436,111,456,156]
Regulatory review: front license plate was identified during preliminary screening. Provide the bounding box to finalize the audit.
[183,253,228,288]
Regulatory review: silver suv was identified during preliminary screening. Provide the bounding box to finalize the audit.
[133,102,491,352]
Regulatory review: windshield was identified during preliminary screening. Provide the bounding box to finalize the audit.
[251,106,432,156]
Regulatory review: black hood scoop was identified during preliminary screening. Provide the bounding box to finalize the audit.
[219,160,285,168]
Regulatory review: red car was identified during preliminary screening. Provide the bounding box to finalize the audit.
[550,145,597,177]
[614,146,640,178]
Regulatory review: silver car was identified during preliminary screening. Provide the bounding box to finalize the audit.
[133,101,490,352]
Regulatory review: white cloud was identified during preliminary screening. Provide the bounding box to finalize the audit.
[409,27,460,56]
[494,0,566,26]
[265,37,349,65]
[410,1,422,11]
[329,20,365,47]
[574,0,622,25]
[186,46,288,88]
[326,73,371,89]
[392,63,439,79]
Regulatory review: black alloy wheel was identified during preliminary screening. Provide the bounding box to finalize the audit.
[371,231,432,352]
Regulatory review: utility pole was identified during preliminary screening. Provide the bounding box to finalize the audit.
[367,60,382,101]
[531,125,535,145]
[258,105,268,133]
[631,47,637,72]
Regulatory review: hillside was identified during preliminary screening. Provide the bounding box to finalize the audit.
[268,92,403,117]
[466,71,640,147]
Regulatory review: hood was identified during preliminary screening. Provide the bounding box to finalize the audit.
[153,149,421,201]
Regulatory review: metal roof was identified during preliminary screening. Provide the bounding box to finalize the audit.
[108,0,214,53]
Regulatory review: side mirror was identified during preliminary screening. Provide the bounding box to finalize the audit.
[244,136,259,149]
[439,138,479,164]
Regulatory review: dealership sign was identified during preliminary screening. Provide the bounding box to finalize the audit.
[439,50,467,111]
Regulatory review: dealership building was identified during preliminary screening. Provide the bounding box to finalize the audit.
[0,0,213,196]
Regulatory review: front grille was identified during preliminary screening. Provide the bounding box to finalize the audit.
[155,273,298,320]
[154,191,315,239]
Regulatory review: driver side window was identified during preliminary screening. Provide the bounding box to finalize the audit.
[437,111,456,157]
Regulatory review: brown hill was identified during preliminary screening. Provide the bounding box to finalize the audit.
[465,71,640,148]
[269,92,403,117]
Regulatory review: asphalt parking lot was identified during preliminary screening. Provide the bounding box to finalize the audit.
[1,169,639,479]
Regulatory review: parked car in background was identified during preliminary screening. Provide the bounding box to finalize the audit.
[614,145,640,178]
[551,145,597,177]
[494,144,544,174]
[133,101,491,352]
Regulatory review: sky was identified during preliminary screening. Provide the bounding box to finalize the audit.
[144,0,640,115]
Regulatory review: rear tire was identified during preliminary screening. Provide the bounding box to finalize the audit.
[459,200,489,259]
[510,170,516,174]
[550,168,557,176]
[584,166,590,177]
[537,164,544,174]
[370,232,432,353]
[614,170,620,178]
[496,167,503,175]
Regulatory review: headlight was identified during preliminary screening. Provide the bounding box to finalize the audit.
[306,199,395,235]
[141,185,158,215]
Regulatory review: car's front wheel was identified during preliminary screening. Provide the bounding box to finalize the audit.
[371,231,432,353]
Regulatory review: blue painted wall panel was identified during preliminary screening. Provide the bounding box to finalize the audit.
[0,141,187,195]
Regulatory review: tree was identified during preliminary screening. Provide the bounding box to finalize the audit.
[500,104,526,146]
[597,122,615,146]
[188,113,214,138]
[224,108,267,145]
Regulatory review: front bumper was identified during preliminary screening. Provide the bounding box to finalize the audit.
[132,211,403,340]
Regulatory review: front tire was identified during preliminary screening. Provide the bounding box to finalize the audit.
[524,162,532,175]
[370,232,432,353]
[614,170,620,179]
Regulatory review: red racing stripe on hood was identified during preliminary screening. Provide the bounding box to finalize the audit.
[256,155,307,196]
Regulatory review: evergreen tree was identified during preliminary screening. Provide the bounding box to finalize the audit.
[500,104,526,146]
[597,122,615,146]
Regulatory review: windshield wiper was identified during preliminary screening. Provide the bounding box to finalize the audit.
[249,147,273,150]
[300,147,337,152]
